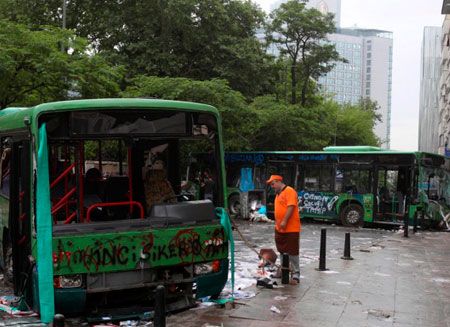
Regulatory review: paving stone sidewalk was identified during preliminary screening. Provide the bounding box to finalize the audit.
[168,229,450,327]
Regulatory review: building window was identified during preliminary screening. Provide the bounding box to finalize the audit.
[366,89,370,96]
[366,82,371,88]
[367,60,371,66]
[367,45,372,51]
[366,74,371,81]
[366,67,371,74]
[367,53,372,59]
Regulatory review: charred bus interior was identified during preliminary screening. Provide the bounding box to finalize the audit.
[31,109,226,314]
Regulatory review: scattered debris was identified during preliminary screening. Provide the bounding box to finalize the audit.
[367,309,392,320]
[373,272,391,277]
[270,306,281,314]
[232,290,256,300]
[336,281,352,285]
[274,296,288,301]
[258,248,278,268]
[432,278,450,283]
[256,277,277,289]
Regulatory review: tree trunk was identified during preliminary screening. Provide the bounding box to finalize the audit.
[300,75,308,107]
[291,64,297,104]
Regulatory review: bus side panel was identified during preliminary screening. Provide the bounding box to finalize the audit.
[52,225,228,275]
[298,191,339,219]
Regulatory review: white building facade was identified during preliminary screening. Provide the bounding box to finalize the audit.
[318,28,393,149]
[419,26,441,154]
[439,13,450,155]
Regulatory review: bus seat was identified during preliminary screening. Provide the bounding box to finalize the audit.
[104,176,129,202]
[85,168,102,195]
[149,200,216,226]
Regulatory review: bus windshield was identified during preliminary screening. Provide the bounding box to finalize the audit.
[40,109,222,226]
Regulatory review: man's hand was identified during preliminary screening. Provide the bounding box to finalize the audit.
[280,205,295,231]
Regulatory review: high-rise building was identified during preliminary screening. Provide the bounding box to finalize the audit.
[439,10,450,155]
[268,0,393,148]
[419,27,442,154]
[318,28,393,148]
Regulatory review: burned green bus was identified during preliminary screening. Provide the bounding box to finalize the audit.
[0,99,230,322]
[224,146,450,228]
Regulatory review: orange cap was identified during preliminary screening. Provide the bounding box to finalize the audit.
[266,175,283,184]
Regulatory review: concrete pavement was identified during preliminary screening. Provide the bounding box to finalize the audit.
[168,224,450,327]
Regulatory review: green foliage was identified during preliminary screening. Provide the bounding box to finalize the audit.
[248,96,379,150]
[0,1,382,151]
[331,100,380,147]
[249,96,335,150]
[266,0,343,105]
[122,76,256,150]
[0,19,123,108]
[7,0,276,98]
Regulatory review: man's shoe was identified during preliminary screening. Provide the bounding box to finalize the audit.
[292,272,300,283]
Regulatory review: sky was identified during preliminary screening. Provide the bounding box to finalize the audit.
[254,0,445,151]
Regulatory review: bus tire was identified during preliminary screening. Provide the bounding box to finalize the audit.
[340,204,364,227]
[228,194,241,216]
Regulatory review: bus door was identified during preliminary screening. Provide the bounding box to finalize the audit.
[334,164,373,225]
[8,139,32,297]
[265,161,297,217]
[375,165,411,222]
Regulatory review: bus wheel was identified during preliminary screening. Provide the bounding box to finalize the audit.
[340,204,363,227]
[228,194,241,216]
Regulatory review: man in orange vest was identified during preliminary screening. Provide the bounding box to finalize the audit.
[267,174,301,283]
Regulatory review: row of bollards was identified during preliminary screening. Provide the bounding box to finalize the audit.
[317,229,353,271]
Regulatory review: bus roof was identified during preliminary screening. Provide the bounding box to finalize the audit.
[226,146,445,158]
[0,98,219,132]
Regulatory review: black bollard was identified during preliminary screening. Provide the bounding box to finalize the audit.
[403,213,409,238]
[316,228,328,271]
[341,232,353,260]
[413,212,418,234]
[154,285,166,327]
[281,253,290,284]
[53,314,65,327]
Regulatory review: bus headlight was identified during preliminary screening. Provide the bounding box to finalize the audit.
[54,275,82,288]
[194,260,220,275]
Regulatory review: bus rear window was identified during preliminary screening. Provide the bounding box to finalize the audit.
[71,111,187,135]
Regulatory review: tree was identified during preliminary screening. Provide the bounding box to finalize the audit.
[331,100,380,146]
[4,0,277,99]
[0,19,123,109]
[248,96,380,150]
[249,95,335,150]
[122,76,257,150]
[266,0,343,106]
